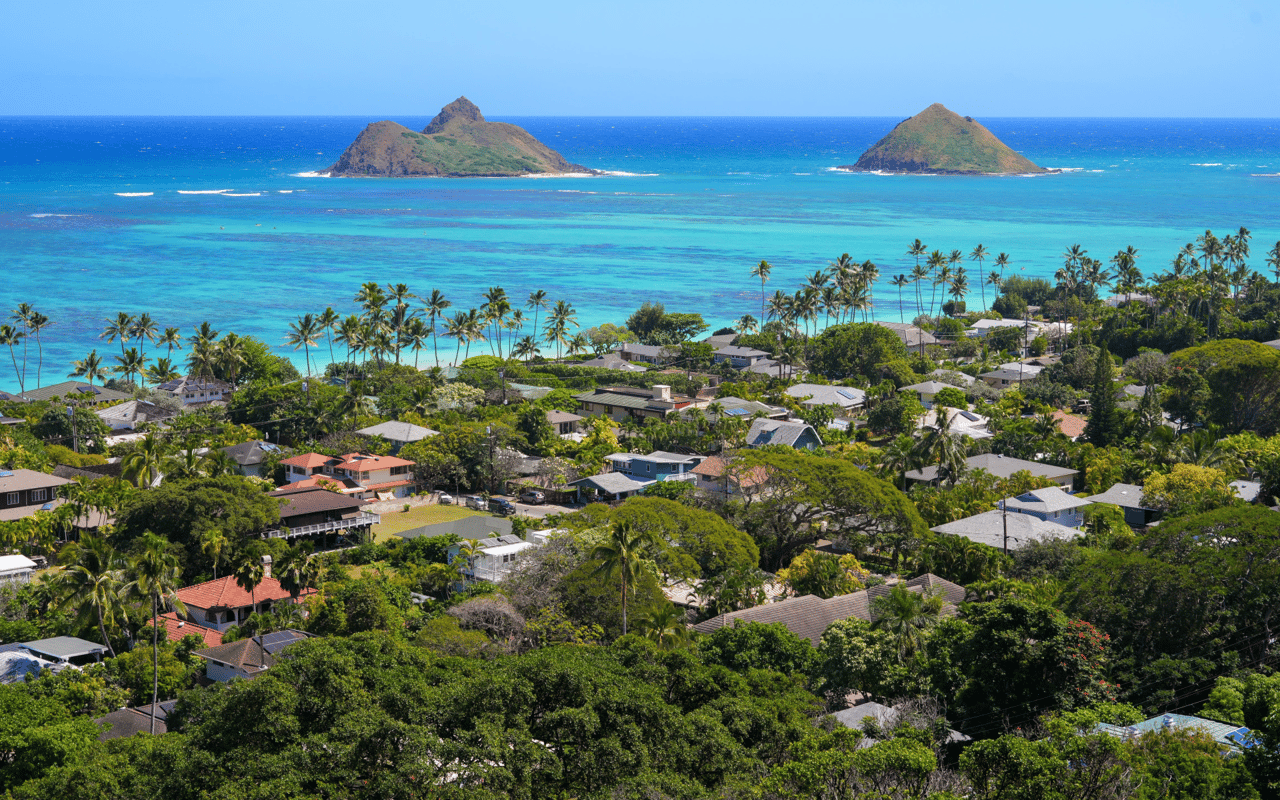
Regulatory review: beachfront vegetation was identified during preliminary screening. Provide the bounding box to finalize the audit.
[3,228,1280,795]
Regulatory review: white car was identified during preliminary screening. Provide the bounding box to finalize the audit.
[437,492,454,505]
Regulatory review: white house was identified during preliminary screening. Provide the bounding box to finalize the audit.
[448,534,540,582]
[154,376,232,406]
[195,630,310,682]
[713,345,770,369]
[0,554,37,585]
[356,421,439,454]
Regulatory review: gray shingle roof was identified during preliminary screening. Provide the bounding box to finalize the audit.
[1083,483,1149,509]
[905,453,1077,483]
[546,411,583,424]
[900,381,951,394]
[979,369,1034,382]
[715,345,769,358]
[932,509,1083,550]
[746,418,820,448]
[220,440,283,467]
[569,472,655,495]
[356,420,439,442]
[22,636,107,661]
[1002,486,1092,514]
[876,322,940,347]
[785,384,866,409]
[692,574,965,645]
[16,381,133,404]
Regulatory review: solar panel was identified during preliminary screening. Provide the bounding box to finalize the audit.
[836,389,860,400]
[40,503,55,511]
[724,407,751,416]
[0,471,12,478]
[960,411,981,421]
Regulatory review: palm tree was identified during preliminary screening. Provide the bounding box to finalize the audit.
[101,312,135,359]
[635,603,689,650]
[200,529,229,580]
[317,307,340,374]
[130,313,158,365]
[68,350,108,387]
[11,303,34,389]
[994,252,1010,283]
[113,346,148,388]
[909,264,929,318]
[0,325,26,393]
[590,521,656,636]
[122,433,169,488]
[126,531,186,734]
[276,547,320,600]
[750,260,772,322]
[925,250,947,318]
[234,557,267,668]
[157,327,184,361]
[907,239,927,272]
[51,534,127,658]
[189,321,220,352]
[217,333,248,387]
[912,409,967,487]
[146,357,181,386]
[26,311,50,390]
[891,275,911,323]
[546,300,578,361]
[421,289,452,369]
[286,313,321,379]
[871,583,942,661]
[513,335,540,366]
[444,312,467,365]
[970,244,989,310]
[736,313,758,334]
[402,317,429,369]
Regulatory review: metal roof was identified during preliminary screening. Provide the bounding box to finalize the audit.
[21,636,107,660]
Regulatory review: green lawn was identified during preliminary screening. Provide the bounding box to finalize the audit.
[371,504,483,541]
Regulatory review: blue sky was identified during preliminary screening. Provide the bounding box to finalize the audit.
[4,0,1275,116]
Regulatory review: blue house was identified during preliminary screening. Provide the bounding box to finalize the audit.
[999,486,1092,529]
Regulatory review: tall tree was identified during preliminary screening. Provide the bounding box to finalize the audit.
[285,313,321,379]
[101,312,135,359]
[970,244,989,309]
[130,313,158,365]
[50,534,126,658]
[422,289,452,369]
[126,531,186,735]
[68,349,109,387]
[27,310,50,390]
[0,325,25,393]
[316,307,340,373]
[1083,343,1121,447]
[750,260,772,322]
[122,433,170,488]
[590,521,657,636]
[234,557,267,669]
[871,583,943,660]
[113,346,148,388]
[156,326,184,361]
[11,303,34,390]
[891,274,911,323]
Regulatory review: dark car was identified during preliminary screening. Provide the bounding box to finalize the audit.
[488,498,517,516]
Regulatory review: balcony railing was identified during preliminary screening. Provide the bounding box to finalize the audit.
[264,512,380,539]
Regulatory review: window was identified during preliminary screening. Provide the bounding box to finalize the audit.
[205,610,218,623]
[4,493,16,506]
[30,489,46,502]
[390,465,407,476]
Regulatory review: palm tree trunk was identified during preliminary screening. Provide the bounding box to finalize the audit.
[6,346,22,393]
[150,597,159,735]
[35,333,43,390]
[97,605,117,658]
[431,318,440,368]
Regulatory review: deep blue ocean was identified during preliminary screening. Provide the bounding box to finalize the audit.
[1,115,1278,391]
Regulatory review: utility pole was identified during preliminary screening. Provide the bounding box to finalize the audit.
[1002,496,1009,556]
[66,405,78,454]
[486,424,496,496]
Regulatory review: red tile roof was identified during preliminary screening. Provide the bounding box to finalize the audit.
[157,612,224,648]
[175,575,314,611]
[331,452,414,471]
[362,479,412,491]
[290,475,359,492]
[279,452,333,469]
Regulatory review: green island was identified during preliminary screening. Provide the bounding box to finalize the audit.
[3,231,1280,797]
[325,96,593,177]
[841,102,1053,175]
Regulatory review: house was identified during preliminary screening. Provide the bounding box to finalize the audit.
[831,701,970,747]
[617,343,674,365]
[266,486,380,544]
[13,381,133,405]
[1052,410,1088,440]
[876,322,939,352]
[920,407,992,440]
[713,345,770,369]
[1097,714,1252,751]
[693,574,966,646]
[0,468,71,523]
[567,472,656,502]
[696,396,788,421]
[356,420,439,453]
[447,534,539,582]
[745,418,823,450]
[547,410,584,436]
[279,452,415,499]
[1232,480,1263,504]
[570,355,648,372]
[978,368,1038,388]
[154,375,232,405]
[1083,483,1157,527]
[175,574,316,633]
[20,636,107,668]
[785,384,866,415]
[704,332,739,349]
[0,646,55,684]
[398,515,513,541]
[574,385,703,422]
[927,369,976,387]
[606,451,704,481]
[904,453,1078,488]
[691,455,769,497]
[899,380,952,408]
[95,701,177,740]
[157,612,225,649]
[0,554,37,585]
[94,399,176,432]
[932,509,1084,551]
[195,630,310,682]
[744,359,806,379]
[219,440,284,478]
[967,318,1035,340]
[1000,486,1092,528]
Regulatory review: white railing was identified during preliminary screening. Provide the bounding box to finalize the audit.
[265,512,381,539]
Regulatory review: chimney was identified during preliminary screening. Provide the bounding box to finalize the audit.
[652,384,672,401]
[261,554,273,578]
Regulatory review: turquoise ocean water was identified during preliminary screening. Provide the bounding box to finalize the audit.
[1,115,1278,391]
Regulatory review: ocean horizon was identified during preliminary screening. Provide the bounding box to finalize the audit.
[2,114,1279,393]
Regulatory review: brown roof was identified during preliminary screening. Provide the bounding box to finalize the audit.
[0,468,71,493]
[95,708,167,740]
[194,630,309,673]
[690,455,769,488]
[692,573,965,645]
[175,575,313,611]
[270,486,367,519]
[1052,411,1088,439]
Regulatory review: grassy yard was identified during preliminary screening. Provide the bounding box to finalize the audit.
[371,504,484,541]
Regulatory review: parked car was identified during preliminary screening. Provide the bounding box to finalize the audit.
[464,495,486,510]
[437,492,454,505]
[518,489,546,505]
[488,497,517,516]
